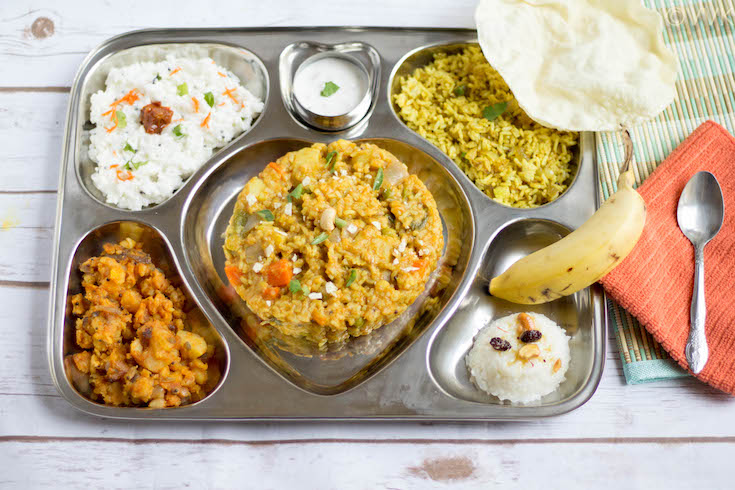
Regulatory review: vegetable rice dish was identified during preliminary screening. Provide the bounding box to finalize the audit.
[394,45,578,208]
[223,140,443,346]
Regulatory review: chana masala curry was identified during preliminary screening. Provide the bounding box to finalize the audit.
[223,140,444,347]
[65,239,220,408]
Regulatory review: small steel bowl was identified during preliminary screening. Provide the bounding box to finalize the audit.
[291,51,372,131]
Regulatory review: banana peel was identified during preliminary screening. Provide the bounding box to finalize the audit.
[489,131,646,304]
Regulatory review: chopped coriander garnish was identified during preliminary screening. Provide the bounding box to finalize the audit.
[155,73,162,81]
[334,217,347,229]
[256,209,274,221]
[116,110,126,129]
[453,84,466,96]
[382,188,392,200]
[345,269,357,287]
[204,91,215,107]
[173,124,185,138]
[460,151,467,160]
[288,183,303,202]
[122,160,148,171]
[311,232,329,245]
[123,142,136,153]
[372,167,384,191]
[320,81,340,97]
[177,82,189,96]
[482,102,508,122]
[325,150,338,170]
[288,279,302,294]
[354,317,364,328]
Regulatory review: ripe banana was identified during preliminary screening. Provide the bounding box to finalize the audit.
[489,132,646,304]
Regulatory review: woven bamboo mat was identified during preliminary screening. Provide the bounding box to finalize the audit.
[596,0,735,382]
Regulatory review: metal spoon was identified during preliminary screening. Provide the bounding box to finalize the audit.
[677,171,724,374]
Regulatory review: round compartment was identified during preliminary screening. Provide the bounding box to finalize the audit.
[75,43,269,212]
[180,137,474,395]
[388,41,582,210]
[292,52,371,130]
[61,221,230,410]
[279,41,381,134]
[427,218,602,407]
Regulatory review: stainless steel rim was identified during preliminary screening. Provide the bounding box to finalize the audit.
[48,27,606,421]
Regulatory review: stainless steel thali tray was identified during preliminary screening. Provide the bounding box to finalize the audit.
[48,27,606,420]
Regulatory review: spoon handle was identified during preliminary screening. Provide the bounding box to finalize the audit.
[686,245,708,374]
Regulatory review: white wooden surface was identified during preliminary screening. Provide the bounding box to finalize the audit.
[1,1,733,488]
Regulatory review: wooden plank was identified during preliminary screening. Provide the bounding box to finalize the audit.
[0,193,56,283]
[2,283,735,441]
[0,91,66,192]
[0,1,476,88]
[0,438,730,488]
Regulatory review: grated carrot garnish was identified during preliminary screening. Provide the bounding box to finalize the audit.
[200,112,211,128]
[105,116,119,133]
[111,89,140,107]
[116,169,134,181]
[102,89,140,132]
[110,164,119,169]
[217,72,226,77]
[222,87,240,105]
[191,97,200,113]
[169,67,182,76]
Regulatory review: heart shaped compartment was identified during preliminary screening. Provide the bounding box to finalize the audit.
[181,137,474,395]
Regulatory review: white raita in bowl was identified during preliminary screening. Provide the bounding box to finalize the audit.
[88,55,264,210]
[466,312,570,404]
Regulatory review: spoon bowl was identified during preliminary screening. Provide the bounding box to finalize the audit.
[677,172,724,244]
[677,171,725,374]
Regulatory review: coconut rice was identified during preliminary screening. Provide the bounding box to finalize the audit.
[88,55,264,210]
[466,312,570,403]
[393,45,578,208]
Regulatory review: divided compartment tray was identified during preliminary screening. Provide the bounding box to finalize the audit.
[48,27,605,420]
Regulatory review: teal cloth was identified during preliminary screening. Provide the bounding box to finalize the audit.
[608,299,688,384]
[622,359,689,385]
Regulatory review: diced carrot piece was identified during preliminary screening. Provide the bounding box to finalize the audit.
[312,309,328,326]
[412,259,427,271]
[264,259,293,287]
[224,265,242,286]
[262,286,281,300]
[267,161,286,179]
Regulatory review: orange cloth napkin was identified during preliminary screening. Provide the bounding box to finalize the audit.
[601,120,735,395]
